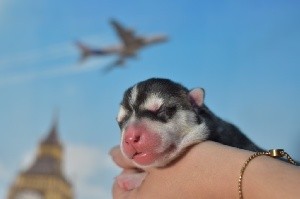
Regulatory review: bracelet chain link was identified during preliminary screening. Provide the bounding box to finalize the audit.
[238,149,298,199]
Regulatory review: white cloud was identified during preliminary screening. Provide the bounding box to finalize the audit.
[66,144,119,199]
[73,181,112,199]
[0,33,112,72]
[65,144,117,181]
[0,33,115,88]
[0,59,106,88]
[0,42,75,71]
[19,148,36,170]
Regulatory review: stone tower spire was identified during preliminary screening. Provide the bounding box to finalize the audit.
[7,114,73,199]
[26,114,63,177]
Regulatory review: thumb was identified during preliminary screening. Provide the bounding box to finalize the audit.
[110,145,136,169]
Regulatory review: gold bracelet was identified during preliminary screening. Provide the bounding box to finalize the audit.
[238,149,298,199]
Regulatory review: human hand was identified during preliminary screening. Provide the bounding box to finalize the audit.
[110,143,208,199]
[110,142,241,199]
[110,146,147,199]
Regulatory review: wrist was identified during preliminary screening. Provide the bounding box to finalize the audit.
[191,141,252,198]
[139,141,253,198]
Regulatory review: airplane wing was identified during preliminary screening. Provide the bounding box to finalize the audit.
[101,58,126,74]
[110,19,139,47]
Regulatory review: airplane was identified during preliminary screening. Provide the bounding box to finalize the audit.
[76,19,168,72]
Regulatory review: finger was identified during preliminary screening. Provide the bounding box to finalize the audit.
[112,179,130,199]
[116,170,148,191]
[113,170,142,199]
[110,145,136,169]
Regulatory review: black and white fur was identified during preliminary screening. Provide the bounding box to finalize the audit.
[116,78,262,190]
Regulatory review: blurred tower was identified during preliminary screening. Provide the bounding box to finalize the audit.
[7,117,73,199]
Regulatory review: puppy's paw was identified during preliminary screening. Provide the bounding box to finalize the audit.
[116,171,147,191]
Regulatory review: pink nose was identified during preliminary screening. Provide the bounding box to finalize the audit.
[122,124,147,158]
[124,126,143,146]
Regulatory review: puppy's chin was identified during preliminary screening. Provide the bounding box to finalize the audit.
[130,144,178,169]
[129,152,160,167]
[132,157,166,169]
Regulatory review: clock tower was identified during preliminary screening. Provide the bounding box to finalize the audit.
[7,118,73,199]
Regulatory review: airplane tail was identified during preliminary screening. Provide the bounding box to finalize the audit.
[75,41,113,63]
[75,41,92,62]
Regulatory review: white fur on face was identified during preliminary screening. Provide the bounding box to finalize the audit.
[141,94,164,112]
[117,105,128,123]
[139,109,209,168]
[129,85,138,107]
[152,110,202,151]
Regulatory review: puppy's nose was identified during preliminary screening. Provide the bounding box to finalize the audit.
[124,128,142,146]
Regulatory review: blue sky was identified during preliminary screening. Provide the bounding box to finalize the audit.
[1,1,300,198]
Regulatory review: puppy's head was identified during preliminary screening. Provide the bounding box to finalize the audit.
[117,78,209,168]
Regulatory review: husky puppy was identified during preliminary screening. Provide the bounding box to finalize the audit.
[115,78,261,190]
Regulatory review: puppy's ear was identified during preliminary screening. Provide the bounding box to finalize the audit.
[188,88,205,107]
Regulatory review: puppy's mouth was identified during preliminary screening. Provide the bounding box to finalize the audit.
[131,151,143,159]
[128,144,177,166]
[129,150,157,165]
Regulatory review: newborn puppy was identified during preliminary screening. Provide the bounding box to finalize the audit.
[115,78,261,190]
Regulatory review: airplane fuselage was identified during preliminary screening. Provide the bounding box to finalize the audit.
[76,19,168,67]
[119,35,168,57]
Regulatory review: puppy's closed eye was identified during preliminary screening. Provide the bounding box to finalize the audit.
[156,106,177,121]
